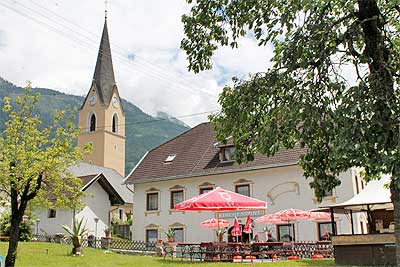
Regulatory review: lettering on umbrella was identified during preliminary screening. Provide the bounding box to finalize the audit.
[219,192,234,207]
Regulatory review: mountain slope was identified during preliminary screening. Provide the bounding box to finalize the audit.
[0,77,189,175]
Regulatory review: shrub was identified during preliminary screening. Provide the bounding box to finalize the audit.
[0,212,33,241]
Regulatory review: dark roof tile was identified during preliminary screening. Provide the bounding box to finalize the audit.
[125,122,307,184]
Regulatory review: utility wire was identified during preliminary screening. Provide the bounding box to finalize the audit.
[5,92,220,129]
[27,0,208,91]
[2,0,216,98]
[0,0,214,100]
[0,0,221,127]
[79,109,220,131]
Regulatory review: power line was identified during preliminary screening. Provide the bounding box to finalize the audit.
[5,94,220,129]
[0,0,221,127]
[79,109,219,131]
[27,0,208,90]
[0,0,212,99]
[3,0,217,98]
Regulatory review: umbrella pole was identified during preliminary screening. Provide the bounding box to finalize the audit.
[216,212,220,242]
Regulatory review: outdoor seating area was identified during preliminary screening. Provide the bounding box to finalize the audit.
[156,187,335,263]
[161,241,333,262]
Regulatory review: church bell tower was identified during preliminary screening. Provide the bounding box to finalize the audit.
[78,16,126,176]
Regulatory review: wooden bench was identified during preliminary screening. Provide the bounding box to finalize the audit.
[0,236,10,241]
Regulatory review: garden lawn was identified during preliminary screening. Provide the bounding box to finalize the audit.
[0,242,335,267]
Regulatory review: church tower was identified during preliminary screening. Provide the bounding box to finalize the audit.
[78,16,125,176]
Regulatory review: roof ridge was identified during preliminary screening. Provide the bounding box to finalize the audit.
[77,161,123,177]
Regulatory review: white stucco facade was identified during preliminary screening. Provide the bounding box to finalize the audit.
[36,181,111,238]
[132,165,363,242]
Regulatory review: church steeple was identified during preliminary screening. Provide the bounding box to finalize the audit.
[78,15,126,176]
[92,17,116,106]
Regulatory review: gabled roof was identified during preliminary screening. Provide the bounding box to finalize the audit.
[78,173,124,206]
[125,122,307,184]
[70,162,132,203]
[92,18,116,106]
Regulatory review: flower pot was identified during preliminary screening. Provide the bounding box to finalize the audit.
[167,237,174,243]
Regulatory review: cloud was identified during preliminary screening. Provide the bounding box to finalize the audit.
[0,0,274,126]
[0,30,6,48]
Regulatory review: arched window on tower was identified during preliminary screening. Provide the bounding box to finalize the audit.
[112,113,118,133]
[90,113,96,132]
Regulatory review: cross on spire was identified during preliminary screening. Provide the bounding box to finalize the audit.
[105,0,108,19]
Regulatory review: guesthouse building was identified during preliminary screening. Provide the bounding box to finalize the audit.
[125,123,366,243]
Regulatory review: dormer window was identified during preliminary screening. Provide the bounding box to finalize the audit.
[165,154,176,163]
[220,146,236,162]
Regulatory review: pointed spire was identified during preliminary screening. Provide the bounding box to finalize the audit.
[92,16,116,105]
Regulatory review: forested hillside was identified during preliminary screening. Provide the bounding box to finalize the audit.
[0,77,189,175]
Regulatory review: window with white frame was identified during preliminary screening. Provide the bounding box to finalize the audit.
[146,192,159,211]
[221,146,236,162]
[277,224,295,241]
[146,229,158,242]
[317,222,336,241]
[235,184,250,197]
[170,190,184,209]
[199,186,213,195]
[172,228,184,242]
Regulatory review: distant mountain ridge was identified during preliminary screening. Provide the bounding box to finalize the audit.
[0,77,190,175]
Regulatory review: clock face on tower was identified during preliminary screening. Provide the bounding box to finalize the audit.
[112,96,120,108]
[88,95,97,106]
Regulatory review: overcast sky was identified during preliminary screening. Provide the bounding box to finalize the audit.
[0,0,274,126]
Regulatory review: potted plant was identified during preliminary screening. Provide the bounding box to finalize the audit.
[104,226,112,238]
[61,218,89,256]
[216,228,226,243]
[164,229,175,243]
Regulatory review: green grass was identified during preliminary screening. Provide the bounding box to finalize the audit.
[0,242,335,267]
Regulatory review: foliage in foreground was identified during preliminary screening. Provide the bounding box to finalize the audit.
[0,86,86,267]
[181,0,400,264]
[61,217,89,255]
[0,242,335,267]
[0,212,33,242]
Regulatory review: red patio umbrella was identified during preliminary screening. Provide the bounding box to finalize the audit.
[307,210,331,221]
[255,214,286,224]
[274,209,309,242]
[174,187,267,241]
[231,217,241,240]
[275,208,309,221]
[243,213,252,234]
[201,218,230,228]
[174,187,267,211]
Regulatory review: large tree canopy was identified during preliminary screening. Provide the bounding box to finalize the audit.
[182,0,400,264]
[0,86,86,267]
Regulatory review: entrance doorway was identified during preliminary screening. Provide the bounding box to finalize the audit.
[227,225,253,243]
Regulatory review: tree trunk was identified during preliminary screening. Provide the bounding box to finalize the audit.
[358,0,397,263]
[390,174,400,267]
[5,211,22,267]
